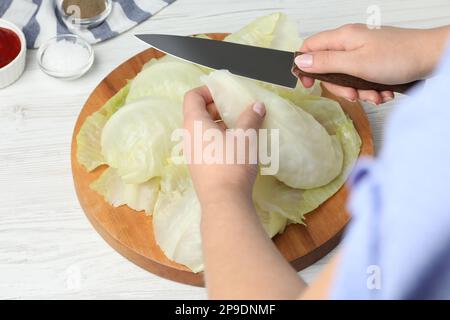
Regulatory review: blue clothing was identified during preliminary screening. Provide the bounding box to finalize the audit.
[331,42,450,299]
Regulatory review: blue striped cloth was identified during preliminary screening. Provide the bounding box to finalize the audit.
[0,0,176,49]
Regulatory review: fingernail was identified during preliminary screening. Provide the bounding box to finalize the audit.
[382,96,394,103]
[253,102,266,117]
[345,97,357,103]
[363,99,378,106]
[295,54,313,68]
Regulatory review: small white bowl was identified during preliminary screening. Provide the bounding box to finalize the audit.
[0,19,27,89]
[37,34,94,80]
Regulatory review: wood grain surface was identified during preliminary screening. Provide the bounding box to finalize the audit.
[71,33,374,286]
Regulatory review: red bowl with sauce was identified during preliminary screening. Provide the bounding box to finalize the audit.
[0,19,26,88]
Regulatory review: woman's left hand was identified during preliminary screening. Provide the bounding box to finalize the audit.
[182,86,266,209]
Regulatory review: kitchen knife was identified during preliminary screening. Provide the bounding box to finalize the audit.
[135,34,421,93]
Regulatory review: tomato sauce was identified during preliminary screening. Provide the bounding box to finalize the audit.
[0,27,21,69]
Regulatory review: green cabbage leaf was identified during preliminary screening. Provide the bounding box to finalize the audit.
[76,84,130,171]
[101,97,182,184]
[91,167,160,214]
[126,60,205,104]
[153,184,204,273]
[202,70,344,189]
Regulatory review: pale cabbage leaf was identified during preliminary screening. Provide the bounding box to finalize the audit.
[126,61,205,104]
[153,185,204,273]
[76,84,130,171]
[90,167,160,215]
[142,54,179,70]
[202,70,344,189]
[294,118,361,221]
[252,98,361,224]
[225,12,301,51]
[154,162,291,272]
[295,97,347,134]
[101,97,182,184]
[255,203,288,237]
[153,162,203,272]
[253,174,303,223]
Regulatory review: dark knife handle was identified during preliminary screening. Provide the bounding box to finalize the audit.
[292,52,422,94]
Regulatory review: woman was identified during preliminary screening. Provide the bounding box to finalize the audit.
[183,24,450,299]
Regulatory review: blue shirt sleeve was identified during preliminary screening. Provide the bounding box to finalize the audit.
[331,41,450,299]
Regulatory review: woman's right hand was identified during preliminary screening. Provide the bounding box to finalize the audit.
[295,24,450,104]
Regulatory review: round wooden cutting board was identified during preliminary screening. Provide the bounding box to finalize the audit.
[71,33,374,286]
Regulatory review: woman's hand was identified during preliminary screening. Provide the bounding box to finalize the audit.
[183,87,308,299]
[296,24,450,104]
[183,86,266,209]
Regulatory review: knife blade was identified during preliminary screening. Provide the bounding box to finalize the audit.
[135,34,421,93]
[136,34,298,88]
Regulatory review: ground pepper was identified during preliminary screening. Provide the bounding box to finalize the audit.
[62,0,107,19]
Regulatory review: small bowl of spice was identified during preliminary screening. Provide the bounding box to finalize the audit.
[55,0,112,29]
[37,34,94,80]
[0,19,27,88]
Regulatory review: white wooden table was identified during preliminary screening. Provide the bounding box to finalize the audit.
[1,0,449,299]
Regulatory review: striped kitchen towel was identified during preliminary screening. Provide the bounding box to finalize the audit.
[0,0,177,49]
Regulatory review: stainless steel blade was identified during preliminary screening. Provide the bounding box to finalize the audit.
[135,34,298,88]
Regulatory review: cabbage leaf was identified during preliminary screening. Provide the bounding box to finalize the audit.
[90,167,160,215]
[127,61,205,104]
[253,174,303,223]
[153,162,203,272]
[255,203,288,237]
[252,98,361,224]
[101,97,182,184]
[225,12,301,51]
[153,185,204,273]
[76,84,130,171]
[293,118,361,221]
[203,70,343,189]
[154,162,291,272]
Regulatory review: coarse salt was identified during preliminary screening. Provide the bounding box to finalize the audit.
[41,39,90,74]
